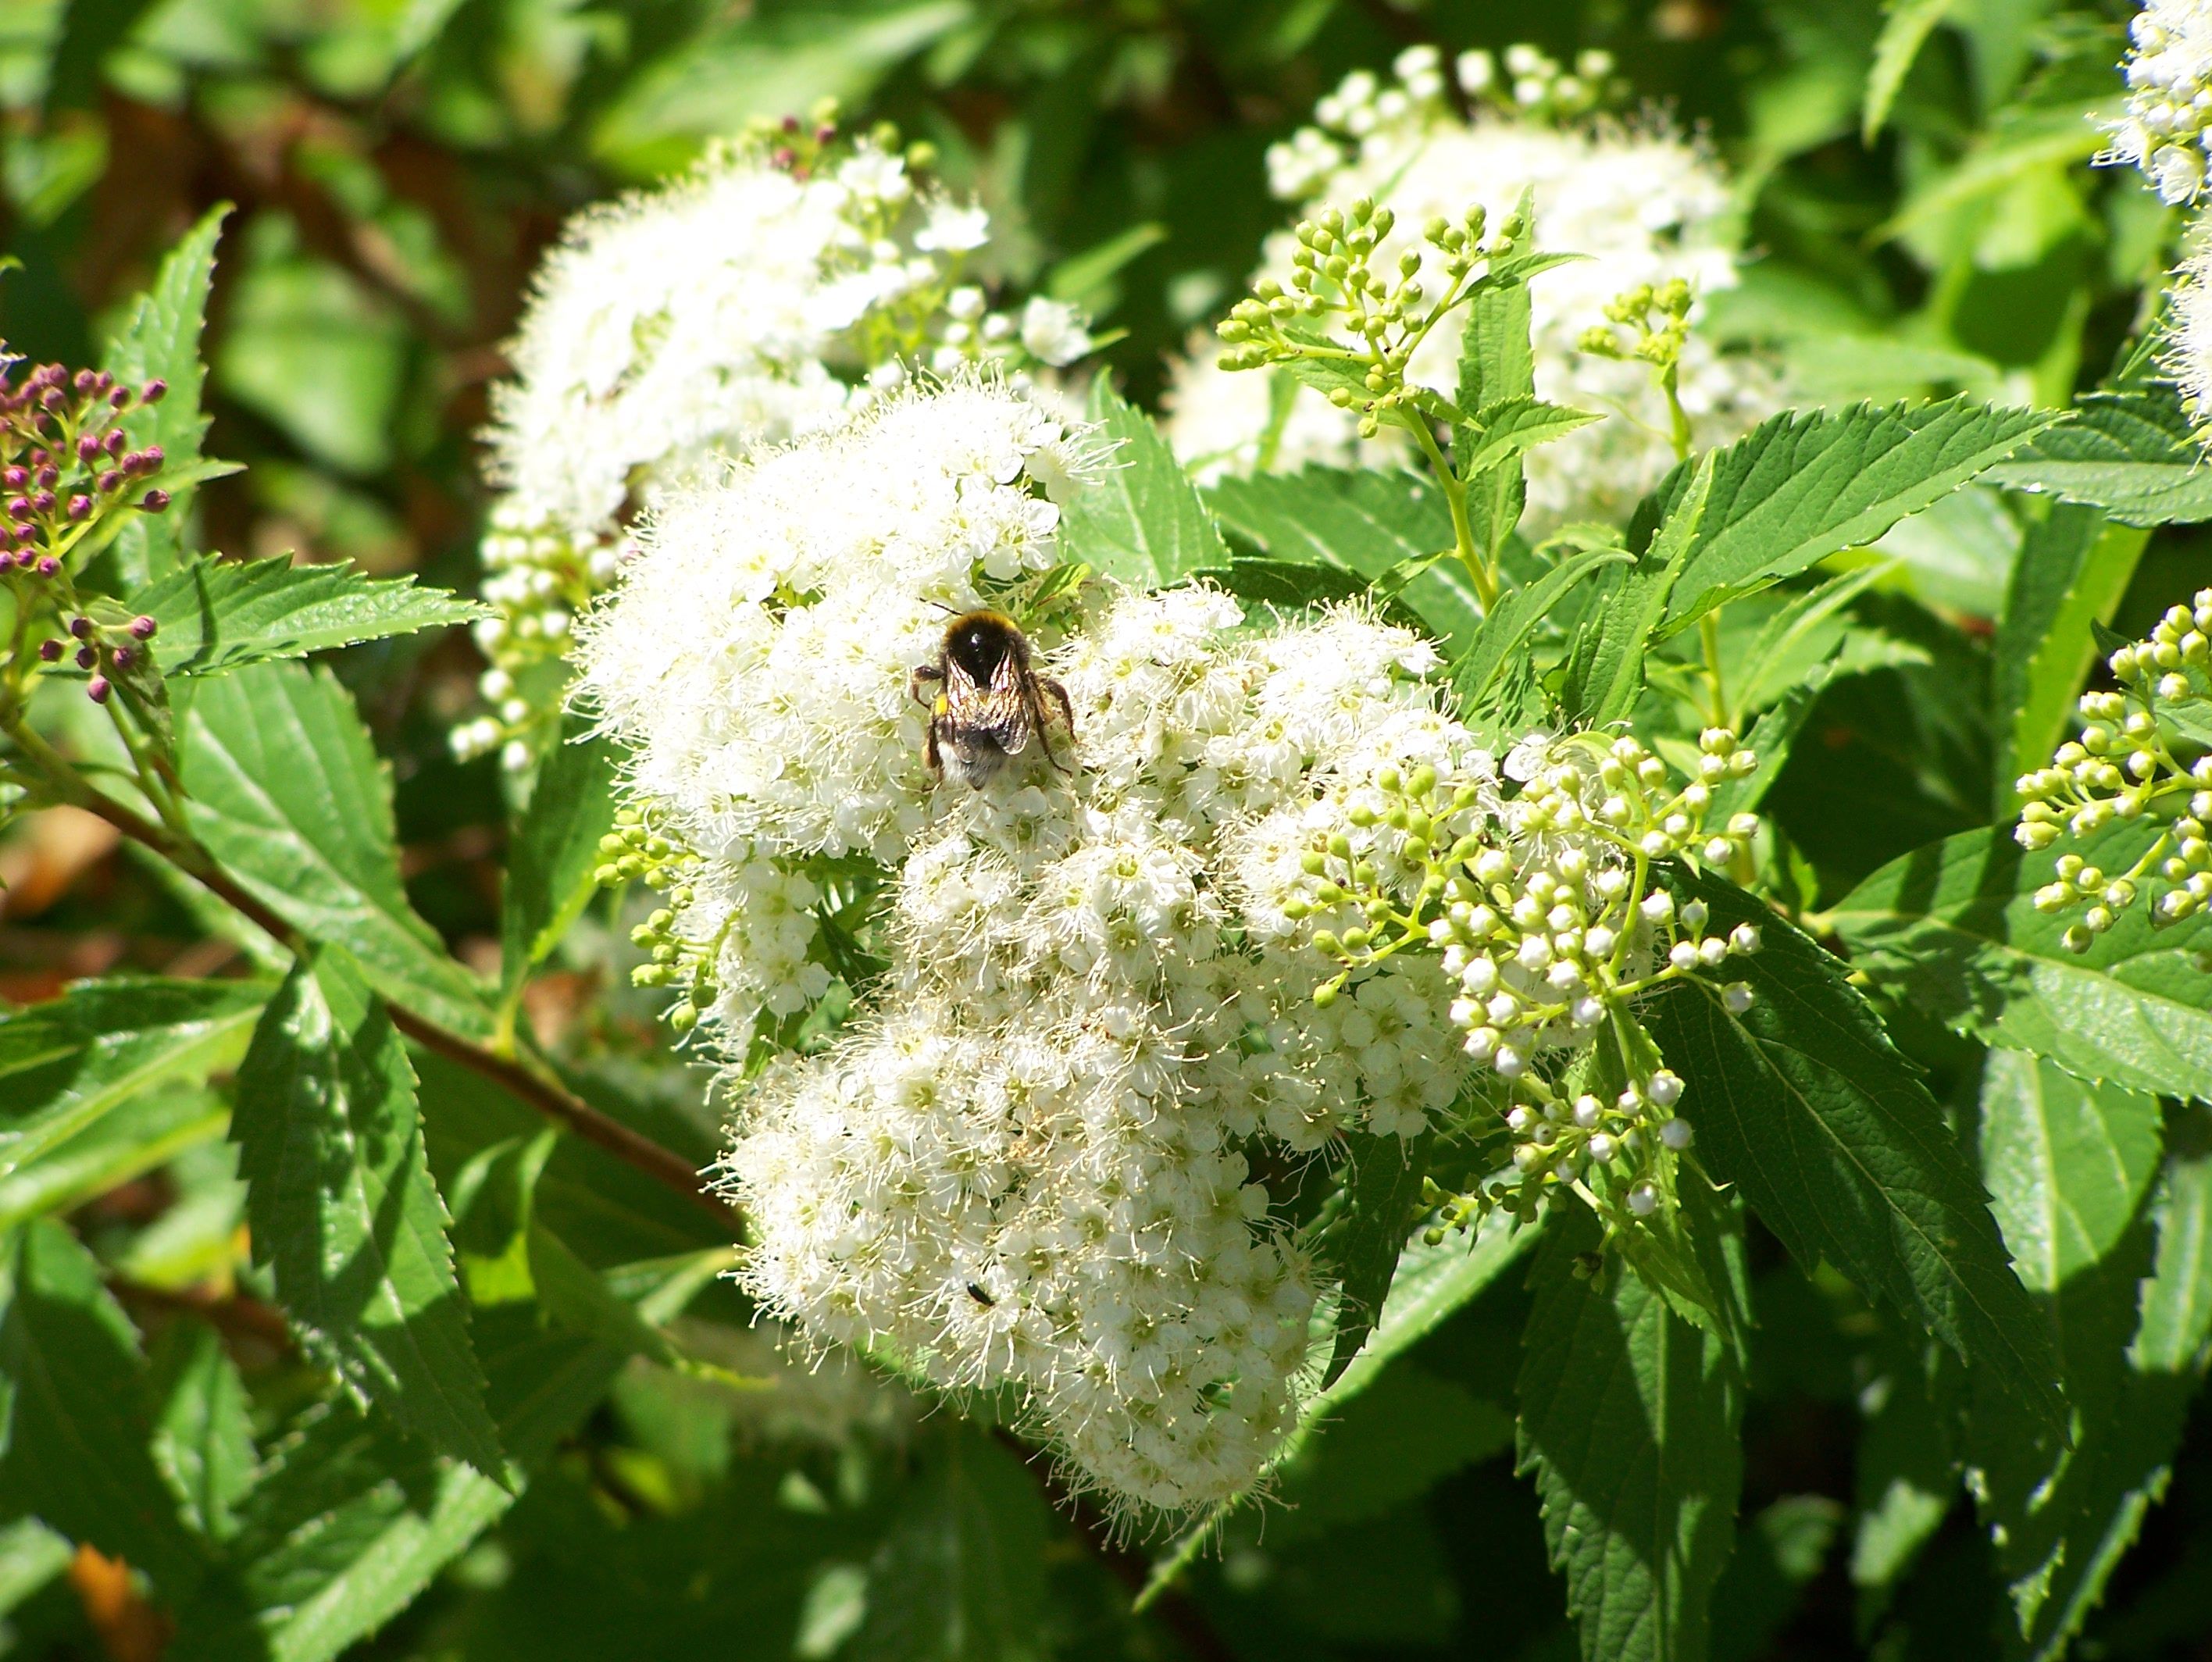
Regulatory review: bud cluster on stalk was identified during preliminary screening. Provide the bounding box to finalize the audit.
[597,809,720,1034]
[2017,587,2212,949]
[1281,726,1764,1236]
[1580,279,1695,373]
[1214,194,1503,440]
[1422,1064,1697,1240]
[0,344,175,716]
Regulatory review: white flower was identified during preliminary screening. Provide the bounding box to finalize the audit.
[2104,0,2212,204]
[1164,67,1783,525]
[837,147,912,205]
[1019,297,1095,368]
[917,200,992,254]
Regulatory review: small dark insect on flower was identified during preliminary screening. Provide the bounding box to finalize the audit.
[965,1282,997,1307]
[909,609,1074,789]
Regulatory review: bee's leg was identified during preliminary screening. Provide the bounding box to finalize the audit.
[1040,677,1076,774]
[923,715,943,777]
[909,664,944,705]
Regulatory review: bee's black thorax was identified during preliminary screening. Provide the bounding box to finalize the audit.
[945,612,1026,682]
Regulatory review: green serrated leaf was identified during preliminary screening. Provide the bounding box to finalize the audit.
[180,660,494,1041]
[1457,261,1537,415]
[0,1082,226,1234]
[1991,507,2149,815]
[1983,389,2212,525]
[1635,397,2058,633]
[1863,0,1957,141]
[132,555,486,679]
[1731,562,1892,719]
[169,1306,625,1662]
[527,1225,681,1368]
[1454,396,1603,480]
[1204,465,1481,649]
[1562,455,1716,726]
[501,714,617,1004]
[1967,1050,2165,1657]
[1321,1131,1429,1388]
[1060,378,1226,587]
[1457,259,1538,562]
[0,1219,204,1594]
[1208,466,1454,569]
[0,977,265,1177]
[1645,867,2065,1428]
[856,1421,1052,1662]
[1832,820,2212,1103]
[233,946,505,1477]
[1453,547,1632,711]
[1186,555,1379,612]
[150,1319,258,1543]
[1320,1207,1542,1412]
[1518,1206,1745,1662]
[1267,1362,1512,1546]
[1874,101,2117,244]
[102,204,230,588]
[1959,1103,2212,1660]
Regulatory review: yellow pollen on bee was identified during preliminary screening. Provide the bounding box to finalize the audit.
[934,695,950,716]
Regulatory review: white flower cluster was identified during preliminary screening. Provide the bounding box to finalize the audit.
[574,380,1083,864]
[727,585,1472,1514]
[576,385,1484,1509]
[460,134,1090,769]
[2103,0,2212,205]
[1163,45,1781,524]
[571,378,1086,1049]
[491,139,988,540]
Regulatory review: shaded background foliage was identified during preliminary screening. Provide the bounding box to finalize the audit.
[3,1,2210,1659]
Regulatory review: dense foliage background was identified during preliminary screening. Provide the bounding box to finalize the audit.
[3,1,2211,1659]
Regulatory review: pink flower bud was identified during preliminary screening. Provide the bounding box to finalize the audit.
[86,675,111,704]
[129,615,157,640]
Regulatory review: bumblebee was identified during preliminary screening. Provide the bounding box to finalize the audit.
[909,609,1074,789]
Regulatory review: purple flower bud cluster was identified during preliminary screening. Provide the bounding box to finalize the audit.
[1,342,178,699]
[1,342,174,576]
[44,610,159,705]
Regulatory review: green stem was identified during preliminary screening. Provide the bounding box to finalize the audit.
[1411,419,1494,609]
[3,710,743,1231]
[1661,362,1693,463]
[1700,612,1728,729]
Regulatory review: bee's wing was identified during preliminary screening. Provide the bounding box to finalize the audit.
[949,656,1035,754]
